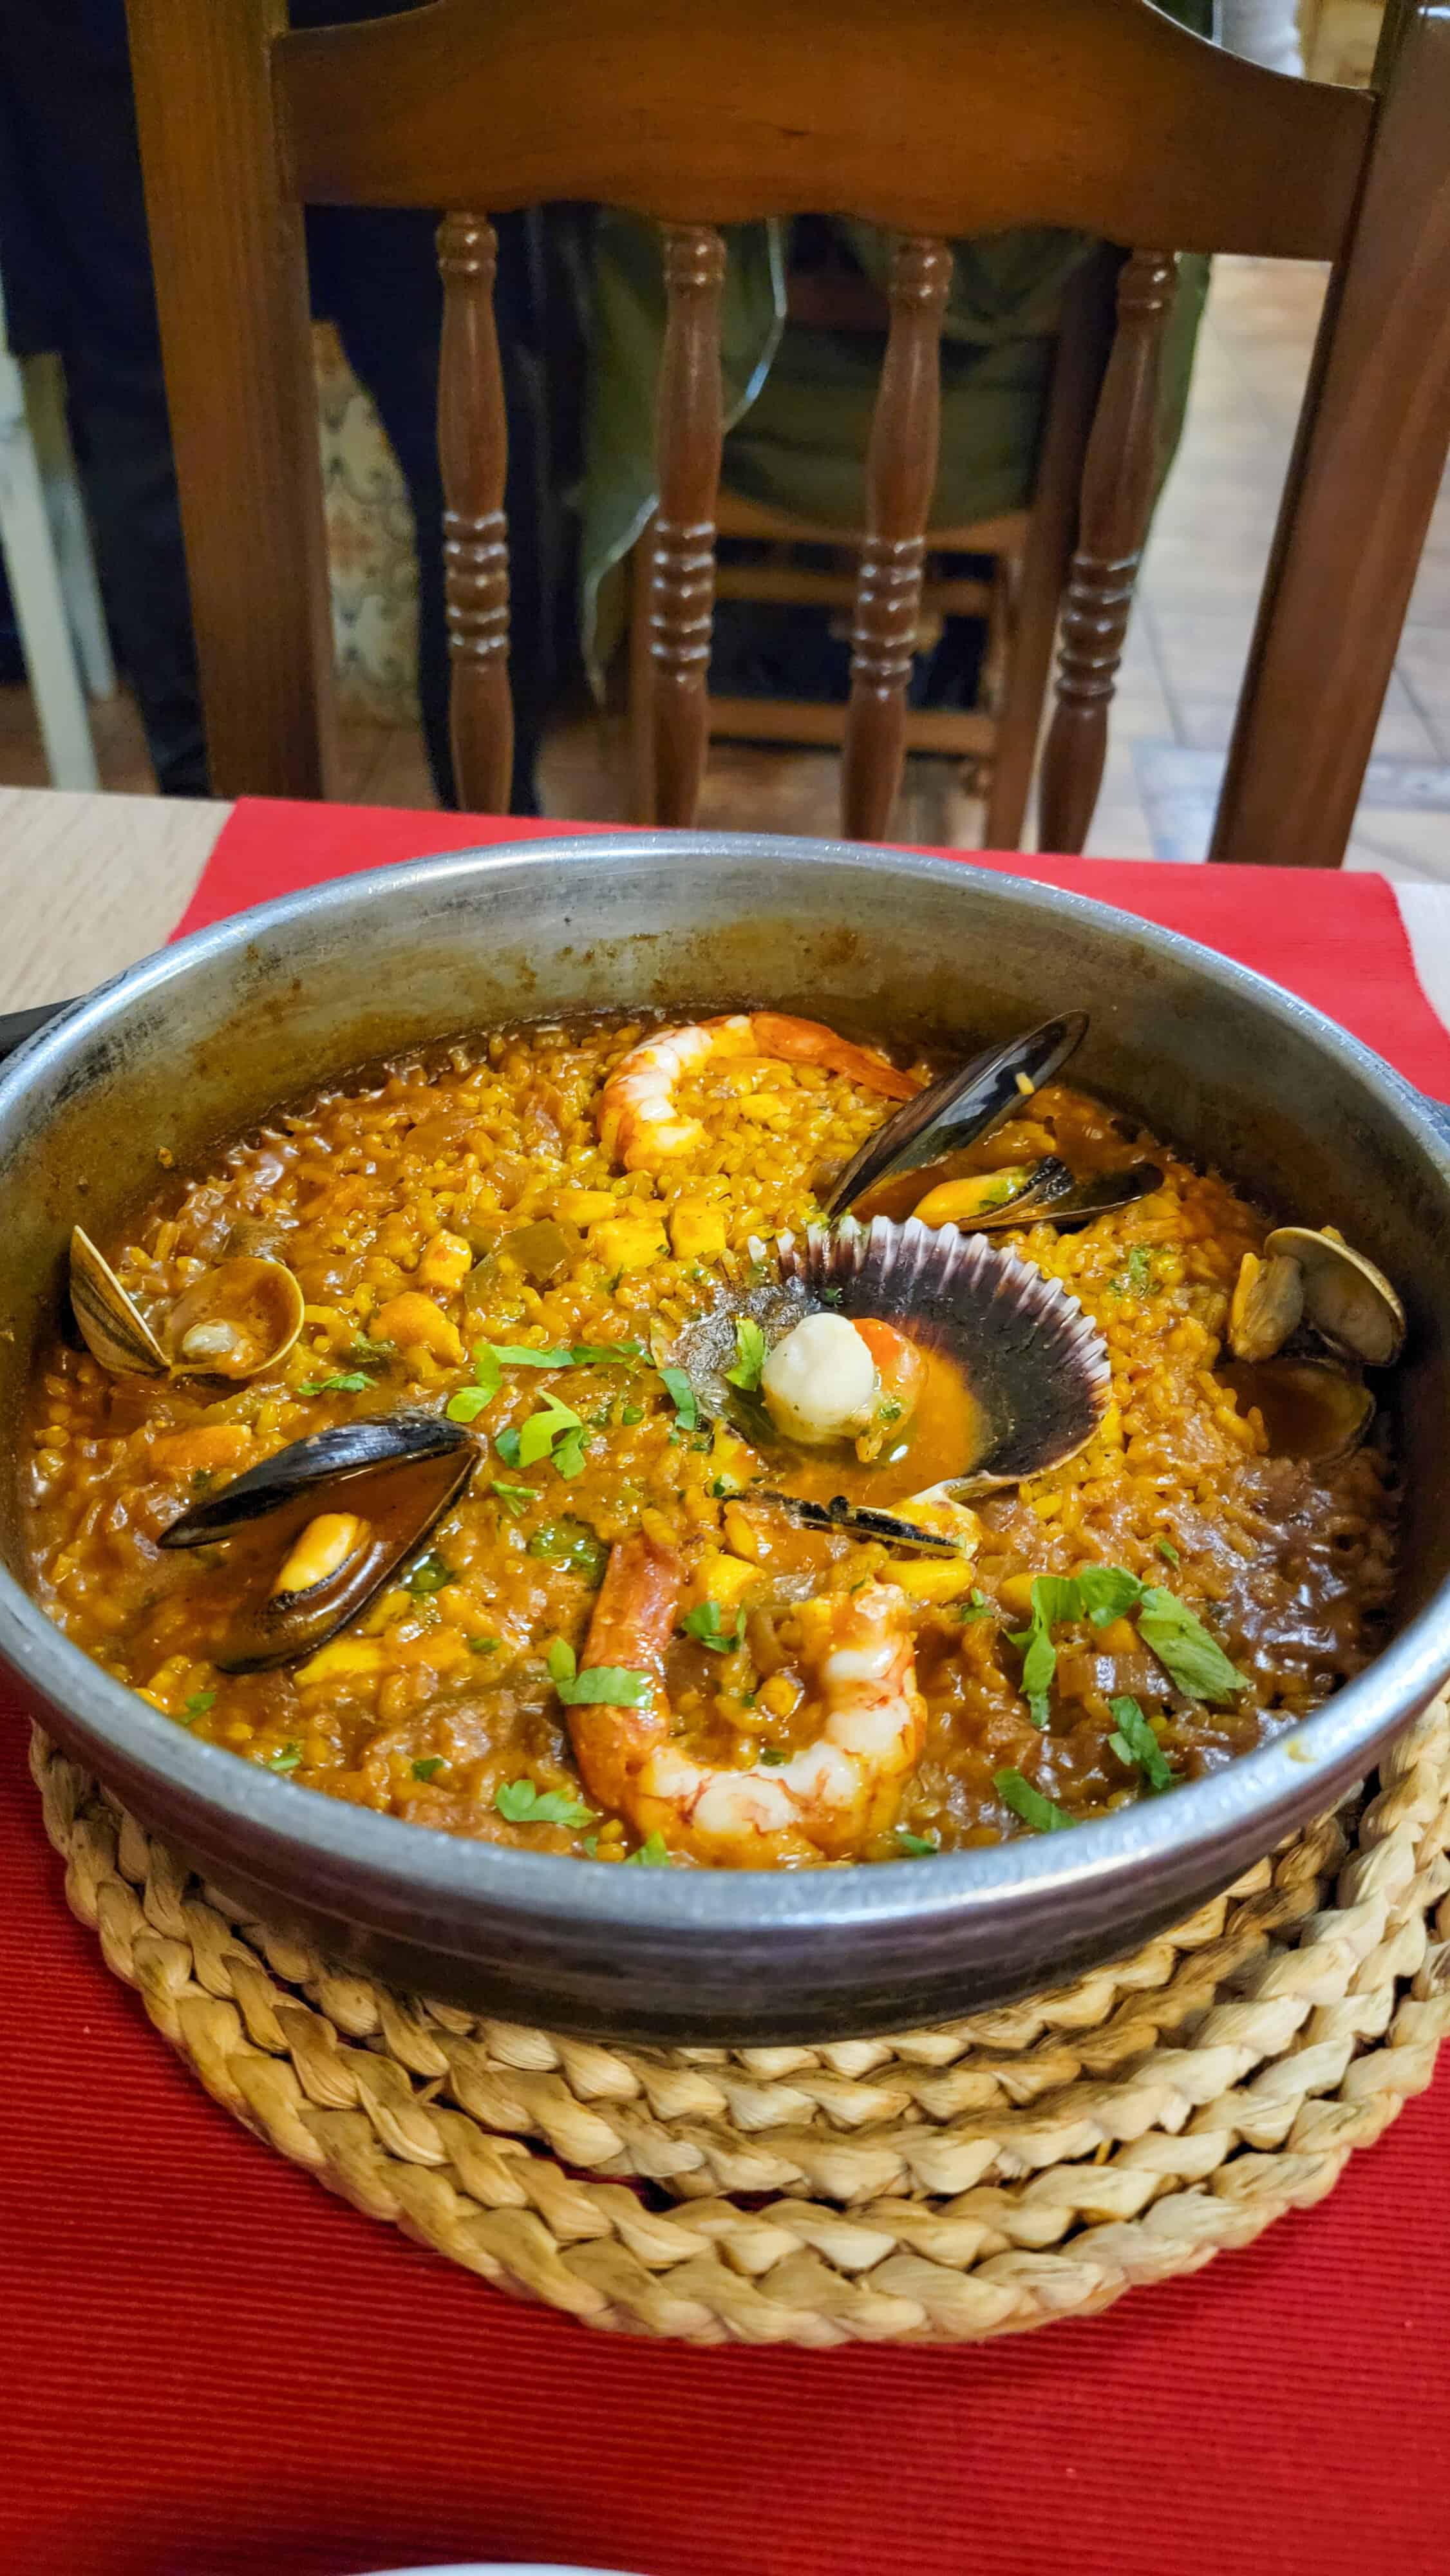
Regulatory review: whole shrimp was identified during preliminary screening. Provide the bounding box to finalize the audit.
[567,1531,927,1866]
[597,1012,918,1173]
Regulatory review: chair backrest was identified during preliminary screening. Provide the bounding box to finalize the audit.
[126,0,1450,862]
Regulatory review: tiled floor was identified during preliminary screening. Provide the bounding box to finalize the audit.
[3,256,1447,873]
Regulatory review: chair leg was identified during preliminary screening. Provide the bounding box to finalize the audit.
[627,520,657,824]
[984,246,1118,852]
[0,335,99,791]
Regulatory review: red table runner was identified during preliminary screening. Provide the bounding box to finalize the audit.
[6,799,1450,2576]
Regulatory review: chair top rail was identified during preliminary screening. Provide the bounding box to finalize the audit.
[277,0,1372,261]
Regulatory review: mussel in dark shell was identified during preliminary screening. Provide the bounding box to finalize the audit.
[159,1410,475,1671]
[824,1013,1086,1221]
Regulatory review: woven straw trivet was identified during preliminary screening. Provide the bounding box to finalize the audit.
[30,1698,1450,2347]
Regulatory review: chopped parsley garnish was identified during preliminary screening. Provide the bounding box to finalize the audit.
[1004,1565,1245,1721]
[527,1519,609,1584]
[878,1399,903,1424]
[402,1551,454,1595]
[957,1589,993,1622]
[467,1634,500,1654]
[553,1424,588,1479]
[582,1833,599,1857]
[1077,1566,1144,1628]
[555,1665,650,1709]
[1136,1587,1245,1703]
[299,1370,369,1395]
[189,1469,214,1493]
[681,1600,745,1653]
[485,1342,574,1369]
[624,1830,673,1866]
[725,1317,767,1393]
[758,1745,788,1766]
[518,1391,585,1470]
[411,1756,445,1781]
[659,1365,699,1430]
[181,1689,216,1721]
[569,1340,644,1368]
[620,1403,645,1426]
[1107,1695,1175,1793]
[490,1478,534,1517]
[265,1742,303,1774]
[1112,1245,1154,1296]
[545,1637,578,1685]
[1156,1537,1180,1565]
[494,1776,597,1828]
[994,1767,1072,1833]
[896,1827,939,1857]
[494,1426,522,1465]
[446,1385,492,1425]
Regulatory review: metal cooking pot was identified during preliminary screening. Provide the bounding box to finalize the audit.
[3,832,1448,2043]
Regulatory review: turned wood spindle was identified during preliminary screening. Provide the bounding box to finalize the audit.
[645,223,727,828]
[437,211,512,813]
[1037,249,1178,855]
[842,235,952,842]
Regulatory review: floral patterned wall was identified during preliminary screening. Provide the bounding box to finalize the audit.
[314,323,420,724]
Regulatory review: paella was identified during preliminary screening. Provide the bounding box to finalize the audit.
[21,1007,1403,1870]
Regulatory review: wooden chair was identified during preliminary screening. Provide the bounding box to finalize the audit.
[626,243,1121,849]
[126,0,1450,863]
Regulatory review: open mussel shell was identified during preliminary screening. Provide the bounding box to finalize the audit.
[158,1410,476,1671]
[1220,1357,1375,1466]
[912,1158,1163,1235]
[70,1226,168,1376]
[778,1218,1111,1496]
[1263,1226,1405,1368]
[160,1410,471,1546]
[822,1012,1087,1221]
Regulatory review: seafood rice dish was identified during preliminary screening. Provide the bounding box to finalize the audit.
[23,1007,1404,1870]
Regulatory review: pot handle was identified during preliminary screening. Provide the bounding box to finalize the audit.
[0,998,76,1063]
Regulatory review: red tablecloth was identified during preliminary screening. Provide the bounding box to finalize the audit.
[7,799,1450,2576]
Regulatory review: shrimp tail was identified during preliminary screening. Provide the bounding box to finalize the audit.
[748,1014,918,1101]
[569,1531,680,1811]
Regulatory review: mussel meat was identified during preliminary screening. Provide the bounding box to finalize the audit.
[910,1159,1163,1234]
[159,1410,475,1671]
[671,1215,1111,1543]
[70,1226,305,1383]
[822,1014,1086,1220]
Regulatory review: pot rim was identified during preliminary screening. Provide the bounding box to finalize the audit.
[3,829,1448,1955]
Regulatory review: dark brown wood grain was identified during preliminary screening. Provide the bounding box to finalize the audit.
[125,0,336,799]
[842,237,952,841]
[277,0,1370,261]
[984,244,1118,851]
[437,213,513,815]
[1037,250,1176,857]
[1210,0,1450,864]
[126,0,1447,860]
[644,225,727,829]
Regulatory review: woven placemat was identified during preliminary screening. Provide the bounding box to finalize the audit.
[30,1701,1450,2346]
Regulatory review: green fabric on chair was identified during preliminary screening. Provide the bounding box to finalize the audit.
[578,0,1216,689]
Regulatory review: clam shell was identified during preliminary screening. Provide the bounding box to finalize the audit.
[1221,1357,1375,1465]
[823,1013,1087,1220]
[777,1216,1111,1494]
[1263,1226,1404,1367]
[164,1256,305,1380]
[70,1226,167,1376]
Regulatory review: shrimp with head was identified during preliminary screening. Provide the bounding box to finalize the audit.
[597,1012,918,1174]
[567,1530,927,1866]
